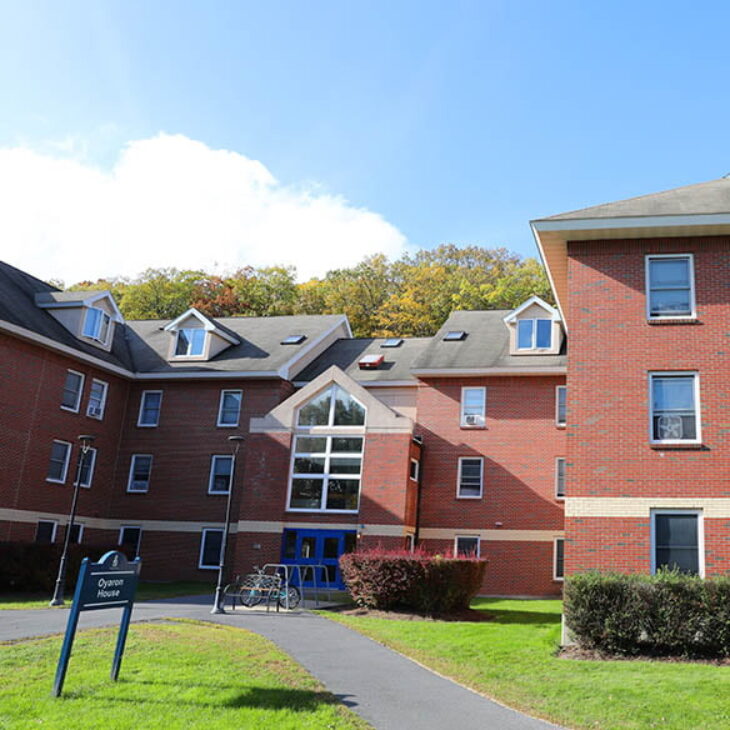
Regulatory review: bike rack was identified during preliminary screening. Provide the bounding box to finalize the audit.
[263,563,334,609]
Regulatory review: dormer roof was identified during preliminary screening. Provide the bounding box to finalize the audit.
[163,307,239,345]
[502,295,560,324]
[35,289,124,322]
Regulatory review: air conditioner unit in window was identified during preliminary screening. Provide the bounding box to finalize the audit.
[464,414,483,426]
[88,405,102,418]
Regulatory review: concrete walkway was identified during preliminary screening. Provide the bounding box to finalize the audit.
[0,596,560,730]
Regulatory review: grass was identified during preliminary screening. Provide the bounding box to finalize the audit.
[0,581,214,609]
[0,620,368,730]
[322,599,730,730]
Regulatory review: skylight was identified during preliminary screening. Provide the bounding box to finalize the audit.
[443,331,466,341]
[381,338,403,348]
[281,335,306,345]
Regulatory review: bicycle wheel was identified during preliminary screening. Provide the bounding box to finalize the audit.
[239,585,265,607]
[278,586,301,609]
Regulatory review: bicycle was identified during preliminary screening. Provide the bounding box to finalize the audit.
[225,569,301,609]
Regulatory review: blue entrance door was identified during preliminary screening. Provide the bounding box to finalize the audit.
[281,529,356,589]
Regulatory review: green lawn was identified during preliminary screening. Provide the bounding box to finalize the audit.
[323,599,730,730]
[0,581,213,609]
[0,620,368,730]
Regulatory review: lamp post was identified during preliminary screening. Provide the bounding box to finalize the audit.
[50,434,96,607]
[211,434,245,614]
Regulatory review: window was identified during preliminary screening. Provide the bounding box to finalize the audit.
[119,526,142,558]
[297,386,365,427]
[199,529,223,569]
[460,387,486,427]
[457,457,483,498]
[61,370,84,412]
[650,373,700,444]
[35,520,57,543]
[127,454,153,493]
[646,254,695,319]
[217,390,242,427]
[652,511,702,576]
[517,319,552,350]
[66,523,84,544]
[289,435,363,512]
[409,458,419,481]
[75,447,97,488]
[46,440,71,483]
[138,391,162,427]
[281,334,306,345]
[86,379,108,419]
[174,328,206,357]
[208,455,234,494]
[455,536,480,557]
[554,538,565,580]
[556,386,567,427]
[555,457,566,499]
[443,330,466,341]
[83,307,111,344]
[381,338,403,348]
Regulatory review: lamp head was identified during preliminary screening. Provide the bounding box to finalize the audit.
[78,434,96,452]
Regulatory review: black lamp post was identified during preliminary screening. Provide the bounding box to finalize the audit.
[50,434,96,607]
[211,434,245,614]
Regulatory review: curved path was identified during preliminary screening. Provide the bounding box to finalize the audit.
[0,595,560,730]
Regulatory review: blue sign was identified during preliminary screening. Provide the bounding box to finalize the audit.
[53,551,142,697]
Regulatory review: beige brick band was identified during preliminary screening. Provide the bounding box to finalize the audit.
[419,528,563,542]
[565,497,730,518]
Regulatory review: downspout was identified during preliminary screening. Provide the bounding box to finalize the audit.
[412,434,424,547]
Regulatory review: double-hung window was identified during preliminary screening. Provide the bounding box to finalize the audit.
[47,441,72,483]
[652,510,703,575]
[646,254,695,319]
[217,390,242,427]
[76,447,97,488]
[35,520,58,543]
[86,379,108,419]
[61,370,84,412]
[650,373,700,444]
[119,526,142,557]
[138,391,162,427]
[554,538,565,580]
[555,457,566,499]
[517,318,552,350]
[457,457,483,499]
[199,529,223,569]
[208,455,234,494]
[175,328,206,357]
[83,307,111,344]
[460,387,486,427]
[455,535,480,557]
[67,523,84,544]
[127,455,153,493]
[556,386,567,427]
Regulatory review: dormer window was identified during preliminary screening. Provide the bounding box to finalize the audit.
[517,318,552,350]
[297,385,366,427]
[174,328,206,357]
[83,307,112,345]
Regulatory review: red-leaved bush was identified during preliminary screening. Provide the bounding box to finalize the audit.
[339,547,487,614]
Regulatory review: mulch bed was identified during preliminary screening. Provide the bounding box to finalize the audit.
[327,605,493,622]
[559,645,730,666]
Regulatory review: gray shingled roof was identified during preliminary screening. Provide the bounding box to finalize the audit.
[540,177,730,221]
[411,310,565,371]
[296,337,431,383]
[35,290,107,306]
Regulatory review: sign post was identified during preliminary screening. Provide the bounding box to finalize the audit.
[53,550,141,697]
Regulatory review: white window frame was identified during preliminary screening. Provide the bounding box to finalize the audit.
[216,389,242,427]
[137,390,163,427]
[456,456,484,499]
[67,522,84,544]
[46,440,72,484]
[645,253,696,320]
[198,528,224,570]
[409,458,419,482]
[454,535,481,557]
[555,385,567,428]
[553,538,565,581]
[295,385,367,430]
[61,369,85,413]
[648,371,701,445]
[174,328,207,358]
[35,520,58,543]
[460,386,486,427]
[77,446,97,488]
[118,526,142,556]
[127,454,153,493]
[516,318,553,350]
[86,379,109,420]
[650,509,704,577]
[83,306,112,344]
[208,455,234,495]
[555,457,566,500]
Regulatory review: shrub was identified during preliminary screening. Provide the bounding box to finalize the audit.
[339,547,487,614]
[564,570,730,658]
[0,542,121,593]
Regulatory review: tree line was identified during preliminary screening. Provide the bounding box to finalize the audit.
[67,244,551,338]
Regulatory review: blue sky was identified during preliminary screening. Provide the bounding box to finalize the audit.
[1,1,729,282]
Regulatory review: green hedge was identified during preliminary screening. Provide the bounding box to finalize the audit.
[339,548,487,614]
[564,570,730,657]
[0,542,122,593]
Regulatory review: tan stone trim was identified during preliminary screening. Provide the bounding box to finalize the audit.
[419,527,563,542]
[236,520,404,537]
[565,497,730,518]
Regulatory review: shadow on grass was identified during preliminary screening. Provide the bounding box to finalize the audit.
[482,609,561,625]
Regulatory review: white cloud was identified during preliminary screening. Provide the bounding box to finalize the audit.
[0,133,408,284]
